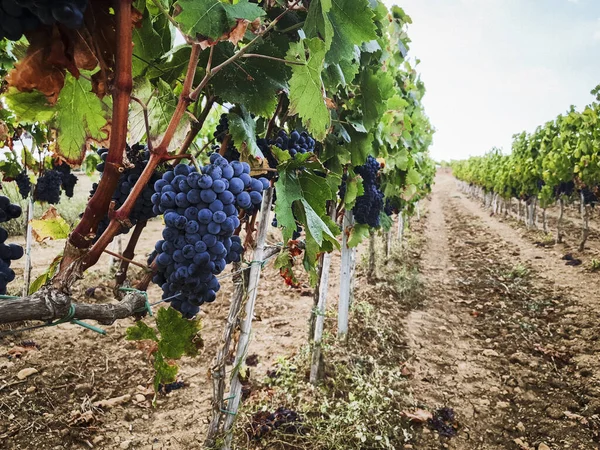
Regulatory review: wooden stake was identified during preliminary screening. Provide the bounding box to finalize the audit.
[22,195,34,297]
[337,210,354,339]
[222,187,274,448]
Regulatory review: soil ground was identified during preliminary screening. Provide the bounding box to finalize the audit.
[2,171,600,449]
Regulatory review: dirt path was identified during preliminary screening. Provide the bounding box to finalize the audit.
[407,173,600,449]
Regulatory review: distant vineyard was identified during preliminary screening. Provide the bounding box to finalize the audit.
[452,89,600,249]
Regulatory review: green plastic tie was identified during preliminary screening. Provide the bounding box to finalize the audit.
[47,305,106,335]
[0,295,20,300]
[119,287,153,317]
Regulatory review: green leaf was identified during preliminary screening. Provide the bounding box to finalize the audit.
[126,321,159,342]
[348,223,370,247]
[360,69,394,130]
[326,0,377,64]
[153,352,179,392]
[28,254,62,295]
[205,38,290,117]
[274,165,339,252]
[145,45,192,83]
[305,0,333,49]
[174,0,264,40]
[348,128,373,166]
[30,215,71,242]
[4,88,54,124]
[228,107,263,160]
[130,78,188,149]
[155,307,201,359]
[343,175,364,208]
[54,74,110,164]
[133,10,172,78]
[286,38,330,140]
[81,152,101,176]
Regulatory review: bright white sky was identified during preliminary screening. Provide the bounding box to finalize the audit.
[383,0,600,162]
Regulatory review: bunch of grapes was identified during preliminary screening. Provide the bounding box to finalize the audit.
[582,188,598,206]
[151,156,269,318]
[14,0,87,29]
[15,172,31,199]
[53,162,78,198]
[34,170,63,204]
[352,156,384,228]
[428,407,457,437]
[273,130,316,157]
[90,143,161,238]
[213,114,240,162]
[249,406,302,440]
[0,196,24,295]
[384,199,395,216]
[0,1,40,41]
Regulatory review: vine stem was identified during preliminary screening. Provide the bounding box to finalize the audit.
[115,219,149,288]
[178,95,216,155]
[242,53,305,65]
[56,0,133,284]
[103,249,147,270]
[81,44,202,270]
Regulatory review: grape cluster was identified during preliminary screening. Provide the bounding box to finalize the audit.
[15,0,87,29]
[53,162,78,198]
[0,1,40,41]
[91,144,161,238]
[34,170,62,204]
[273,130,316,157]
[582,188,598,206]
[428,407,457,437]
[249,407,302,440]
[151,156,269,318]
[353,156,384,228]
[213,114,240,162]
[0,196,23,295]
[15,172,31,199]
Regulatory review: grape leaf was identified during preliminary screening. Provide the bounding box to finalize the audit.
[30,208,71,242]
[305,0,333,49]
[174,0,264,41]
[126,321,159,342]
[130,78,189,149]
[4,88,54,124]
[155,307,201,359]
[145,46,192,83]
[348,128,374,166]
[153,352,179,392]
[286,38,330,140]
[228,108,263,161]
[28,254,62,295]
[133,9,172,78]
[326,0,377,64]
[203,38,290,117]
[348,223,370,248]
[54,74,110,164]
[360,69,394,129]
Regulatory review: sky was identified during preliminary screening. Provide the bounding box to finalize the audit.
[382,0,600,162]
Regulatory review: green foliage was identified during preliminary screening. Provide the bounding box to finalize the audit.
[453,96,600,206]
[126,307,201,391]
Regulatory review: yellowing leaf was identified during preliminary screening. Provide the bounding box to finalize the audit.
[31,207,70,242]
